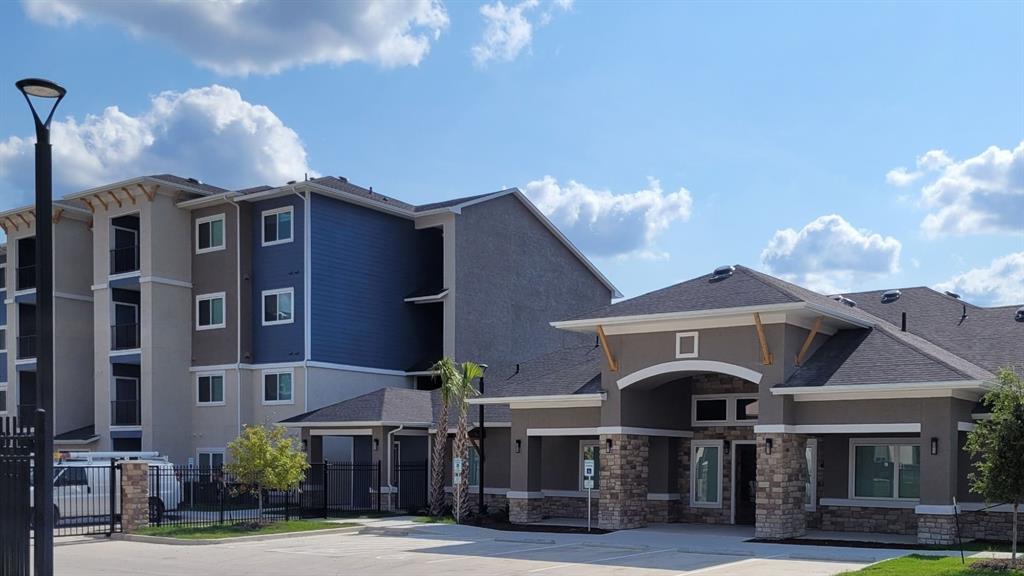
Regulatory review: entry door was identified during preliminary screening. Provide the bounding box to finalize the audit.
[114,302,139,349]
[113,378,140,426]
[734,443,757,525]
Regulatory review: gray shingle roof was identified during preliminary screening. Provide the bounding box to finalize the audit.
[414,190,508,212]
[475,344,604,400]
[309,176,416,212]
[282,387,434,425]
[148,174,228,195]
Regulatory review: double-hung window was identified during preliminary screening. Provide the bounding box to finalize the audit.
[690,440,723,507]
[196,293,226,330]
[196,214,225,253]
[262,288,294,325]
[263,370,293,405]
[197,373,225,405]
[850,439,920,500]
[262,207,293,246]
[198,450,224,470]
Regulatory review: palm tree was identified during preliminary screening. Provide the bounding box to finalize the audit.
[452,362,484,523]
[429,357,460,517]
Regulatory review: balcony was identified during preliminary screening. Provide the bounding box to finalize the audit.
[17,335,36,360]
[16,265,35,291]
[110,399,141,426]
[111,323,140,350]
[110,245,140,275]
[17,403,36,423]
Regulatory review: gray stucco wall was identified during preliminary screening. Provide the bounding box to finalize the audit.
[454,194,612,367]
[509,407,601,491]
[191,204,239,366]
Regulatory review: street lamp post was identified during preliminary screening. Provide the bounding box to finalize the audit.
[16,77,65,576]
[478,364,488,517]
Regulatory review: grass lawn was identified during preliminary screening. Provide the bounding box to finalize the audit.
[136,520,356,540]
[413,516,456,524]
[841,555,1023,575]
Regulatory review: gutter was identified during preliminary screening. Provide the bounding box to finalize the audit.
[386,425,404,496]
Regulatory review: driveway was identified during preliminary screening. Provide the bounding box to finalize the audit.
[54,520,909,576]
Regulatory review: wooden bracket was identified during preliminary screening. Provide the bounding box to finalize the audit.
[122,186,136,205]
[794,316,824,367]
[17,213,31,228]
[81,197,95,213]
[107,190,122,208]
[138,183,155,201]
[5,216,18,232]
[753,313,774,366]
[52,207,65,224]
[0,221,7,234]
[94,193,108,210]
[596,325,620,373]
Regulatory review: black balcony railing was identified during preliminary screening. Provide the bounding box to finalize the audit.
[16,265,35,291]
[111,399,141,426]
[16,335,36,360]
[17,404,36,423]
[110,245,140,275]
[111,323,140,350]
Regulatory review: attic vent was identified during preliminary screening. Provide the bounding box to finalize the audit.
[1016,306,1024,322]
[187,177,201,184]
[831,295,857,307]
[945,291,961,299]
[286,180,297,185]
[880,289,901,304]
[337,176,348,182]
[709,265,735,282]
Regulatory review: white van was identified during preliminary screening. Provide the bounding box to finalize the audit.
[34,452,183,523]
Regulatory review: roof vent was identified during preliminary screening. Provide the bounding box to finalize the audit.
[186,177,200,184]
[286,180,297,185]
[831,295,857,307]
[709,265,735,282]
[337,176,348,182]
[880,289,901,304]
[1016,307,1024,322]
[944,291,961,299]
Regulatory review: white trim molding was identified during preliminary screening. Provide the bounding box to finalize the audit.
[261,368,295,405]
[754,423,921,434]
[261,205,294,246]
[819,498,916,509]
[195,213,227,254]
[774,380,991,402]
[957,422,976,432]
[506,491,545,499]
[140,276,192,289]
[675,331,699,359]
[617,360,763,389]
[469,393,605,409]
[647,493,680,501]
[261,287,295,326]
[526,426,693,438]
[195,292,227,331]
[308,428,374,436]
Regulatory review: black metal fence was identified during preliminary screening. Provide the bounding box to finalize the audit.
[147,461,428,529]
[51,463,121,537]
[1,416,34,575]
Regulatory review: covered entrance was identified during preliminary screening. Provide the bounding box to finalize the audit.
[732,441,757,525]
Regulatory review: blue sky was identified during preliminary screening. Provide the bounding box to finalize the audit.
[0,1,1021,304]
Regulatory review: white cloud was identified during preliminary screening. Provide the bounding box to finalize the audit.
[935,252,1024,306]
[0,85,313,200]
[22,0,449,75]
[886,167,922,186]
[523,176,693,259]
[885,149,954,187]
[761,214,902,294]
[472,0,570,66]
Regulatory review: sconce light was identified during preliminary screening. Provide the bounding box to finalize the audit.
[724,443,731,456]
[514,439,521,454]
[765,438,773,455]
[930,437,938,456]
[373,438,380,451]
[302,439,308,452]
[606,438,613,451]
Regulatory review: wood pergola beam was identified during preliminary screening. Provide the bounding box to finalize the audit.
[753,313,774,366]
[794,316,824,367]
[81,197,95,213]
[107,190,122,208]
[94,193,108,210]
[17,213,31,228]
[122,186,136,205]
[52,207,65,224]
[5,217,18,232]
[138,183,155,201]
[596,325,620,373]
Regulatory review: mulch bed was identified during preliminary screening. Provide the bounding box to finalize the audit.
[971,559,1024,572]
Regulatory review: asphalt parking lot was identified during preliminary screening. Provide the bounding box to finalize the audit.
[55,525,873,576]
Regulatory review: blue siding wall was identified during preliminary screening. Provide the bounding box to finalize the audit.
[251,196,305,363]
[310,194,439,370]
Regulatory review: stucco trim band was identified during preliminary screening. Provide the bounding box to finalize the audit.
[754,424,920,434]
[617,360,763,389]
[527,427,693,438]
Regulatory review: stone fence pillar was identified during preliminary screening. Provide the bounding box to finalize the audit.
[754,433,806,539]
[120,461,150,533]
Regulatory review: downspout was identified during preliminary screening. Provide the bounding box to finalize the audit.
[289,187,310,412]
[386,425,404,499]
[227,197,242,438]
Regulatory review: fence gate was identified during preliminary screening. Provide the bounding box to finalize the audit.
[1,416,35,576]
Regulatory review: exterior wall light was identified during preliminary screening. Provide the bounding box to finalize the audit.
[930,437,938,455]
[373,438,379,451]
[514,439,521,454]
[606,438,613,452]
[765,438,773,455]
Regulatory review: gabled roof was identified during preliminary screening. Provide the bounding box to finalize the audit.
[282,387,434,426]
[473,344,604,400]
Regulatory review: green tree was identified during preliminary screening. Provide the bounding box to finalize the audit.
[451,361,484,523]
[429,357,461,516]
[965,368,1024,560]
[225,425,309,520]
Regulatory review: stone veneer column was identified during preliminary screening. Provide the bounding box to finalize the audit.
[918,513,959,545]
[120,461,150,533]
[598,434,649,530]
[754,433,806,539]
[508,495,545,523]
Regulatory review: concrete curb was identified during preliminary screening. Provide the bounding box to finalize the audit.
[493,537,557,545]
[113,526,361,546]
[357,526,416,537]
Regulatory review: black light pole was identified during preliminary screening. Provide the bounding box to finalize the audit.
[16,77,65,576]
[478,364,487,516]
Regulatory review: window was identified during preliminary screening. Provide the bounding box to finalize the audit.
[197,373,225,405]
[690,440,722,507]
[198,451,224,470]
[196,214,225,253]
[262,288,294,325]
[580,441,601,490]
[196,293,226,330]
[850,440,920,500]
[263,370,293,404]
[0,326,6,352]
[675,331,699,358]
[54,467,88,487]
[0,263,6,290]
[692,394,758,426]
[805,439,817,511]
[262,207,293,246]
[0,385,7,414]
[467,447,480,487]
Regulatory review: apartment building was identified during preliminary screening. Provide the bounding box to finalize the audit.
[0,174,617,466]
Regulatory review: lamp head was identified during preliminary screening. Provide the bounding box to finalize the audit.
[16,78,66,99]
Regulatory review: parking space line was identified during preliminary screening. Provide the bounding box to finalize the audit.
[424,542,576,564]
[526,547,676,573]
[673,557,763,575]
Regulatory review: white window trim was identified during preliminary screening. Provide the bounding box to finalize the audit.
[196,448,226,468]
[262,287,295,326]
[261,206,294,247]
[675,331,699,359]
[579,440,600,491]
[196,371,226,406]
[690,439,724,508]
[262,368,295,405]
[848,437,921,502]
[195,292,227,331]
[692,393,758,427]
[806,438,817,512]
[195,214,226,254]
